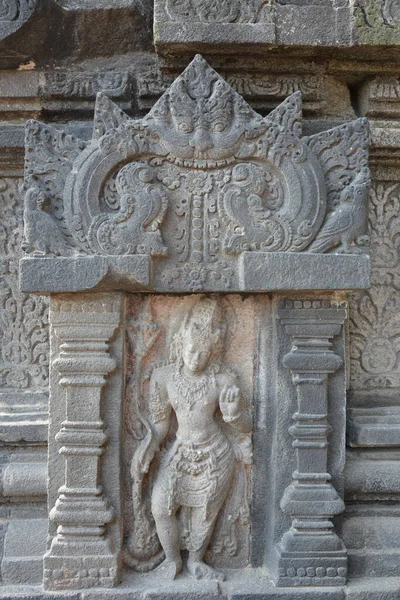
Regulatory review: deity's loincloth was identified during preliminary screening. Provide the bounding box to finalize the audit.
[156,431,235,519]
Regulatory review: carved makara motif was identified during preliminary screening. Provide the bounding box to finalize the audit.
[23,55,370,290]
[124,295,252,580]
[88,162,168,256]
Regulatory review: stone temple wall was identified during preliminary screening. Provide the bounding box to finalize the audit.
[0,2,399,599]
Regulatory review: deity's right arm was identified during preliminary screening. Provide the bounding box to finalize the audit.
[133,371,172,476]
[146,369,172,446]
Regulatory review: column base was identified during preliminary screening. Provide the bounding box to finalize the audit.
[43,553,119,590]
[275,547,347,587]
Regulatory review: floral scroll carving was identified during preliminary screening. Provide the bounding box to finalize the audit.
[350,181,400,390]
[0,178,48,391]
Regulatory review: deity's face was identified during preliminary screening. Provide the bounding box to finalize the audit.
[144,57,260,167]
[182,335,212,374]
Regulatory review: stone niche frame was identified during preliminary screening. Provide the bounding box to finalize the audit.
[19,56,371,596]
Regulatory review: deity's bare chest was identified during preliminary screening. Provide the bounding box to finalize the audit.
[170,368,219,414]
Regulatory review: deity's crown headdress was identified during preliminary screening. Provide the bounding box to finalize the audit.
[185,297,220,346]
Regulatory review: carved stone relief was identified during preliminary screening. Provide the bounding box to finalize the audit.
[0,0,37,42]
[123,294,254,580]
[0,178,48,395]
[44,293,124,590]
[354,0,400,44]
[349,181,400,391]
[21,55,370,293]
[163,0,273,23]
[360,76,400,119]
[154,0,352,50]
[275,299,347,586]
[136,68,327,113]
[20,54,371,595]
[40,70,132,115]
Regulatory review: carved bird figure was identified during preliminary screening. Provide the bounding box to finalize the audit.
[23,187,72,256]
[308,173,370,254]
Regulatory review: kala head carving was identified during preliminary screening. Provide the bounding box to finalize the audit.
[145,55,264,167]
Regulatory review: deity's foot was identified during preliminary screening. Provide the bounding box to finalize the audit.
[155,557,183,580]
[187,558,226,581]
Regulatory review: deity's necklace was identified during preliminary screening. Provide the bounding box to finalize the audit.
[173,363,214,410]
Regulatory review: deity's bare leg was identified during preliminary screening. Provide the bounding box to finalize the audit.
[151,481,183,579]
[186,495,230,581]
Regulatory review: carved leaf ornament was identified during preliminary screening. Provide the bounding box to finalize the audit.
[23,55,370,288]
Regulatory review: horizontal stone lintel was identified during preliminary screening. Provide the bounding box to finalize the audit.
[19,255,151,294]
[155,23,276,49]
[154,6,352,53]
[347,407,400,447]
[20,252,370,294]
[239,252,370,292]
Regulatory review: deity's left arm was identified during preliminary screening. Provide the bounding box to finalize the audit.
[219,378,252,433]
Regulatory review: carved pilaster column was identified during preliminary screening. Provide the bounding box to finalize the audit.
[44,294,122,590]
[275,299,347,587]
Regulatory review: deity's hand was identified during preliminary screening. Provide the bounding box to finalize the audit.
[219,384,242,423]
[131,439,157,478]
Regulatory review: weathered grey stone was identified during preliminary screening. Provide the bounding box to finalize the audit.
[347,407,400,447]
[2,458,46,498]
[0,71,40,120]
[273,300,348,587]
[345,451,400,498]
[345,579,400,600]
[353,0,400,45]
[2,0,400,595]
[349,177,400,397]
[20,255,151,294]
[343,505,400,577]
[275,2,352,46]
[40,70,132,117]
[21,56,371,294]
[124,295,252,578]
[0,592,79,600]
[154,0,352,53]
[0,0,38,42]
[2,518,47,584]
[239,253,370,291]
[14,51,374,597]
[19,253,371,294]
[137,66,354,119]
[0,175,49,449]
[359,77,400,119]
[44,293,125,591]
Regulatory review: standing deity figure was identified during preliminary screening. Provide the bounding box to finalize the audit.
[130,297,252,581]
